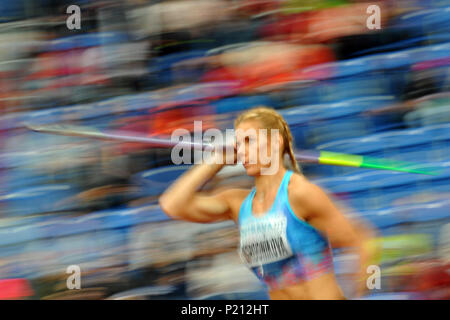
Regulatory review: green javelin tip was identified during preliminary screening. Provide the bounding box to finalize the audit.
[318,151,441,175]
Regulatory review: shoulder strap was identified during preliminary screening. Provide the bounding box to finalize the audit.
[269,170,293,213]
[280,170,293,203]
[238,188,256,225]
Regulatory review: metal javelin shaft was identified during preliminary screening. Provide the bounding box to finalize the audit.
[26,123,440,175]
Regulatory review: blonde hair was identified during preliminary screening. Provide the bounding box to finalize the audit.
[234,106,302,174]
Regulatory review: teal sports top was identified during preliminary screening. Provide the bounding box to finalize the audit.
[237,170,334,290]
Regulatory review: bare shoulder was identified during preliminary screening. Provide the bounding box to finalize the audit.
[287,172,316,198]
[286,173,326,219]
[213,188,251,222]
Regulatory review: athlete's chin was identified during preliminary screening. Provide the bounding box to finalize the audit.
[244,164,279,177]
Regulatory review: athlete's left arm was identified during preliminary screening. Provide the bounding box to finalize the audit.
[290,178,378,297]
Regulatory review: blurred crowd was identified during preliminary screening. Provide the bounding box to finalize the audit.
[0,0,449,299]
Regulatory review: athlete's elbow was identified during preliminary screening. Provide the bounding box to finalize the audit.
[158,195,182,219]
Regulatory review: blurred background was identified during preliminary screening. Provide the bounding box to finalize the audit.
[0,0,449,300]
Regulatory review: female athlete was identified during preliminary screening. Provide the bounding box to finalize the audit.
[159,106,376,300]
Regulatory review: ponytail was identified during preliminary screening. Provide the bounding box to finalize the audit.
[279,117,302,174]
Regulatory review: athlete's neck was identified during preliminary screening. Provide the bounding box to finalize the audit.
[254,166,287,201]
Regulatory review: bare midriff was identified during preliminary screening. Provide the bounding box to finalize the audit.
[268,272,346,300]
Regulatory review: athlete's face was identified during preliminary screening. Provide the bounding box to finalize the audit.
[235,120,282,176]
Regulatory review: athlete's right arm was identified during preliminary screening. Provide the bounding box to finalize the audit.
[159,159,234,223]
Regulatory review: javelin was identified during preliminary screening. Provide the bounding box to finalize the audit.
[25,123,440,175]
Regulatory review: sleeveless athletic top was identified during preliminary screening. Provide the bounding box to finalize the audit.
[237,170,334,290]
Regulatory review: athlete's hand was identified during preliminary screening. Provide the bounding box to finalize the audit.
[220,143,238,166]
[204,142,237,167]
[225,142,238,165]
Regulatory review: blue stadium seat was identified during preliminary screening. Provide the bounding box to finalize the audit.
[404,101,450,127]
[0,184,81,216]
[212,95,279,114]
[46,32,129,51]
[390,7,450,38]
[316,124,450,166]
[148,50,208,86]
[281,96,397,149]
[313,161,450,211]
[0,222,43,247]
[106,285,177,300]
[132,165,192,198]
